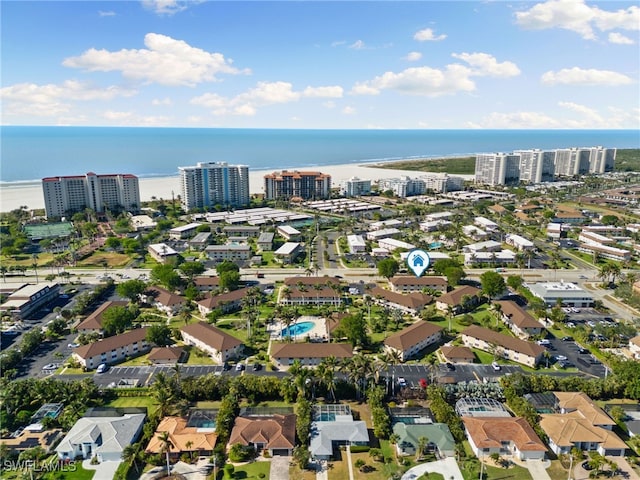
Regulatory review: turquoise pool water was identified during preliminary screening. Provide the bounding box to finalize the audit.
[280,321,315,337]
[429,242,443,249]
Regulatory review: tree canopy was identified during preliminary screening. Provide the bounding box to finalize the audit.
[480,271,506,301]
[377,258,399,279]
[116,279,147,303]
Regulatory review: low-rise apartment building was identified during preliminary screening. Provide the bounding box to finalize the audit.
[180,321,243,364]
[273,242,303,264]
[495,301,544,339]
[270,342,352,369]
[205,244,252,264]
[505,234,535,251]
[436,286,482,314]
[196,288,250,316]
[148,243,179,264]
[383,321,443,361]
[461,325,545,367]
[222,225,260,238]
[169,223,202,239]
[388,275,447,294]
[367,286,432,316]
[72,328,151,369]
[0,282,60,319]
[279,277,342,306]
[77,300,128,335]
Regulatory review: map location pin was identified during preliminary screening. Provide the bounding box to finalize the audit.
[406,249,430,277]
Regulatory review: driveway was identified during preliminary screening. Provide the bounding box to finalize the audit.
[524,459,552,480]
[401,457,463,480]
[82,459,121,480]
[270,456,290,480]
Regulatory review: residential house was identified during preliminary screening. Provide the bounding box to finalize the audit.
[392,423,456,458]
[310,405,369,460]
[436,286,482,315]
[180,322,243,364]
[367,286,432,316]
[72,328,152,370]
[147,346,185,365]
[196,288,251,316]
[440,345,475,364]
[495,301,544,339]
[347,234,367,254]
[462,417,547,461]
[279,276,342,306]
[1,428,63,456]
[383,321,443,362]
[270,343,353,369]
[228,414,296,456]
[461,325,545,367]
[505,234,535,251]
[76,300,128,335]
[540,392,626,457]
[148,243,179,264]
[143,286,186,316]
[146,416,217,459]
[388,276,447,294]
[56,410,146,462]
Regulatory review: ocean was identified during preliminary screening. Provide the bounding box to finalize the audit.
[1,127,638,183]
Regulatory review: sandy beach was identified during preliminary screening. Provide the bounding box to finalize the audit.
[0,162,467,213]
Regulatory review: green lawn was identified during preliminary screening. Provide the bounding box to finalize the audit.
[228,460,270,479]
[182,344,216,365]
[1,461,99,480]
[105,395,158,413]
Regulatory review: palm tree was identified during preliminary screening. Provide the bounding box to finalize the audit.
[297,282,308,305]
[185,440,194,462]
[318,356,339,402]
[0,265,6,283]
[416,436,429,461]
[313,283,323,305]
[122,443,142,474]
[157,431,174,477]
[31,254,39,282]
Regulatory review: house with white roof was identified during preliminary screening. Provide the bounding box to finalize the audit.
[347,234,366,253]
[505,234,535,251]
[310,405,369,460]
[56,410,146,462]
[273,242,302,263]
[462,225,488,240]
[169,223,202,240]
[148,243,179,264]
[474,216,499,232]
[378,238,415,252]
[464,250,516,266]
[277,225,301,241]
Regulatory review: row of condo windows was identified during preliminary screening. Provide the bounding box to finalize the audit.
[29,288,51,301]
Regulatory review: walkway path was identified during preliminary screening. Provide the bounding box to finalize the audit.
[314,460,328,480]
[345,446,355,480]
[401,457,464,480]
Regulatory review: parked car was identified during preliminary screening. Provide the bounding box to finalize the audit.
[235,363,245,371]
[252,363,262,371]
[397,377,407,387]
[96,363,109,374]
[492,362,501,371]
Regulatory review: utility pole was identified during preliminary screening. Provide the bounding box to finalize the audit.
[568,453,574,480]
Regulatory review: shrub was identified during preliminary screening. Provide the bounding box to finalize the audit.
[350,446,371,453]
[355,459,365,469]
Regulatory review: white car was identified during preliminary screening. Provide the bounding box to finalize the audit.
[555,355,568,361]
[397,377,407,387]
[96,363,109,374]
[491,362,501,371]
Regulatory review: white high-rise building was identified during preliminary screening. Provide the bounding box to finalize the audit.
[474,153,520,186]
[515,149,555,183]
[342,177,372,197]
[179,162,250,211]
[42,172,140,218]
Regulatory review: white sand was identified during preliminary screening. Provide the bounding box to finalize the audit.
[0,163,465,213]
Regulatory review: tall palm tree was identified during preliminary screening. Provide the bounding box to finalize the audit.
[31,254,39,283]
[416,436,429,461]
[318,356,339,402]
[158,431,174,477]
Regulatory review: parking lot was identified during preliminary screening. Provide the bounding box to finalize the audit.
[545,337,607,378]
[389,364,526,388]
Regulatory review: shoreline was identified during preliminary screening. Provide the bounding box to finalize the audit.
[0,158,471,213]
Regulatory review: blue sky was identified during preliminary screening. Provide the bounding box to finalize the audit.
[1,0,638,129]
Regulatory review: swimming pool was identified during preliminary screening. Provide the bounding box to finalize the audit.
[280,321,315,338]
[429,242,443,249]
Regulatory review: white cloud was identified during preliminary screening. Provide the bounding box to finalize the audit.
[63,33,250,87]
[141,0,189,16]
[190,81,343,116]
[452,52,521,77]
[558,101,604,123]
[152,97,172,106]
[405,52,423,62]
[102,109,170,126]
[331,41,347,47]
[541,67,633,86]
[98,10,116,17]
[302,86,343,98]
[469,103,637,129]
[0,80,136,117]
[608,32,635,45]
[468,111,562,128]
[413,28,447,42]
[515,0,639,40]
[349,40,366,50]
[342,106,356,115]
[351,53,518,97]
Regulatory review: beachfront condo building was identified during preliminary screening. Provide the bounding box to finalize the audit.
[342,176,372,197]
[42,172,141,219]
[474,153,521,186]
[179,162,250,211]
[475,146,615,186]
[264,170,331,200]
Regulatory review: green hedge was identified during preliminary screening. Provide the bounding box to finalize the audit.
[350,446,371,453]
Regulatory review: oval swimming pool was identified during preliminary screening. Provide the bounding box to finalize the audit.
[280,321,315,337]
